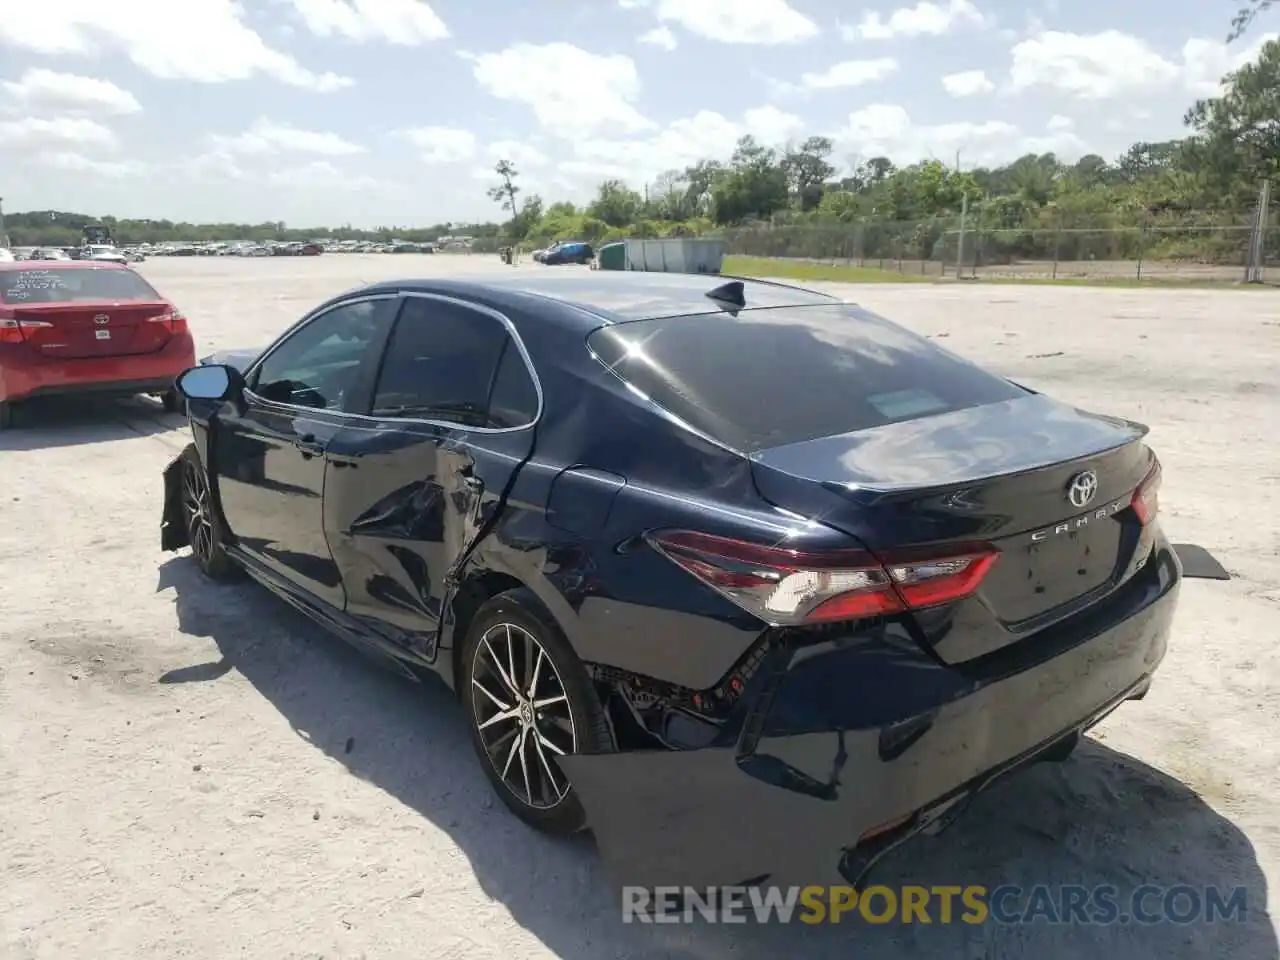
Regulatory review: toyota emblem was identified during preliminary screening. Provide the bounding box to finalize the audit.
[93,314,110,325]
[1066,470,1099,508]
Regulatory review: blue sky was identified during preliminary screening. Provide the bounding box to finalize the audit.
[1,0,1274,228]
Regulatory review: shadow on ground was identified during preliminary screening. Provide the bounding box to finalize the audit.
[0,395,181,451]
[157,556,1277,960]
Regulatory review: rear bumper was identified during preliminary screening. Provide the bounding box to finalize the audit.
[0,331,195,403]
[561,543,1181,890]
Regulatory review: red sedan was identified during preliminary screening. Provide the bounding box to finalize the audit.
[0,261,195,429]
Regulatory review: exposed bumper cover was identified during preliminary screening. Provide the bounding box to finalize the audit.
[161,451,189,552]
[560,546,1180,891]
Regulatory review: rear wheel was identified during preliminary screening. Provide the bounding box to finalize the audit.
[0,401,12,430]
[181,450,239,581]
[461,589,613,835]
[159,389,182,413]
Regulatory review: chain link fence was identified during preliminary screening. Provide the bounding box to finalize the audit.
[716,195,1279,283]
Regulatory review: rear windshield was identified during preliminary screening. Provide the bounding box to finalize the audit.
[586,304,1025,452]
[0,267,161,305]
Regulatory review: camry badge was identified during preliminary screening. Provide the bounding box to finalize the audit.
[1066,470,1099,508]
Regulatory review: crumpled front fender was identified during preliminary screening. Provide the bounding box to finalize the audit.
[160,450,189,552]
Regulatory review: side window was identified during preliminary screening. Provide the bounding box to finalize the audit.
[486,340,540,428]
[371,297,530,428]
[251,300,389,411]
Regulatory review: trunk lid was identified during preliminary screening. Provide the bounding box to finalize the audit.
[749,394,1154,663]
[12,300,174,359]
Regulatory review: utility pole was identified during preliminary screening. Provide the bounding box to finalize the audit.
[953,152,967,279]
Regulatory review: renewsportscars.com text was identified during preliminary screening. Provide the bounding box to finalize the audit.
[621,884,1248,925]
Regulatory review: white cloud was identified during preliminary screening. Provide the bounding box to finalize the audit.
[639,26,678,50]
[941,69,994,97]
[1,69,141,116]
[40,152,148,178]
[1008,113,1086,155]
[397,126,476,162]
[1181,32,1278,96]
[470,43,653,138]
[802,58,899,89]
[287,0,449,44]
[1007,30,1279,101]
[743,105,804,143]
[0,1,352,91]
[210,118,365,156]
[565,105,803,188]
[842,0,986,41]
[654,0,818,44]
[835,104,1094,165]
[1008,30,1179,99]
[835,104,1019,164]
[265,161,388,191]
[486,140,549,167]
[0,116,119,152]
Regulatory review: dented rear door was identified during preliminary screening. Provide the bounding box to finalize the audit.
[321,292,541,661]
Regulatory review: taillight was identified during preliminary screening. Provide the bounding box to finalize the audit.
[146,309,189,333]
[0,316,52,344]
[1131,456,1161,526]
[644,530,999,626]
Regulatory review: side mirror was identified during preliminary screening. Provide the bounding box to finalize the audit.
[175,363,243,402]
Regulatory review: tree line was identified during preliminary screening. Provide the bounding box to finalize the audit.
[6,34,1276,265]
[483,37,1278,264]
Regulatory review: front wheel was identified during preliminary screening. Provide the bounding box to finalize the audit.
[180,449,239,581]
[461,589,613,835]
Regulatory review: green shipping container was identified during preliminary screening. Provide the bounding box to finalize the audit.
[596,241,626,270]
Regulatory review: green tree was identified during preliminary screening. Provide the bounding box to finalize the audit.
[486,159,523,235]
[1230,0,1272,40]
[1186,38,1280,180]
[588,180,643,227]
[782,136,836,210]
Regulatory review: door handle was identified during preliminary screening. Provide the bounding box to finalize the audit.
[329,455,358,469]
[294,434,324,459]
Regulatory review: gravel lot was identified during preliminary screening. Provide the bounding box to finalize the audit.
[2,255,1278,960]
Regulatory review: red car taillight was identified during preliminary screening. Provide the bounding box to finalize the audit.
[644,530,999,626]
[1131,456,1162,526]
[0,315,52,344]
[146,309,189,334]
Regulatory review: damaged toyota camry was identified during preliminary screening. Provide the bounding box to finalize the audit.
[161,272,1181,890]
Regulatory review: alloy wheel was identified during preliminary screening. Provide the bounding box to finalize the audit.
[182,459,215,564]
[470,622,578,810]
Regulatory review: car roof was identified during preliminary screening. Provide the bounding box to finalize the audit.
[362,271,840,323]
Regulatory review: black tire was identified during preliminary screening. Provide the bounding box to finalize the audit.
[179,447,240,581]
[0,401,12,430]
[160,389,183,413]
[461,588,613,835]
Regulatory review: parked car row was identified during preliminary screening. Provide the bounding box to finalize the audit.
[136,239,449,256]
[8,245,145,264]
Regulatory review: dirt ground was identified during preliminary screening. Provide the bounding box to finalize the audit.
[2,255,1278,960]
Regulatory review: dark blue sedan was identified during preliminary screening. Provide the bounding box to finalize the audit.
[161,271,1181,890]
